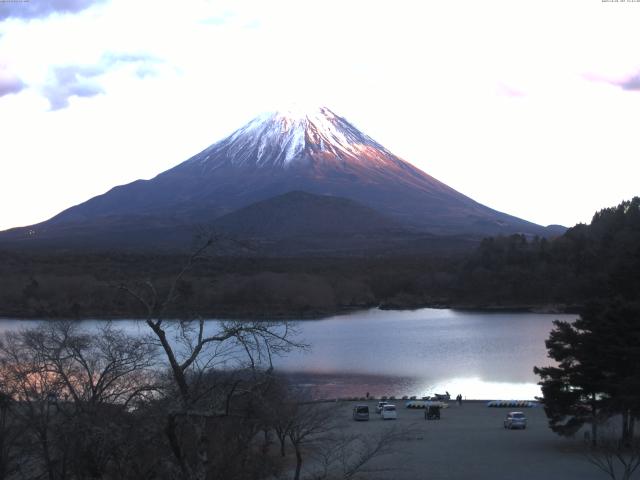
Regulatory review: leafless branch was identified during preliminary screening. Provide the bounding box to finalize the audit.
[585,432,640,480]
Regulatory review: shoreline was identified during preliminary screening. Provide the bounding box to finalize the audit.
[0,302,581,321]
[312,398,540,404]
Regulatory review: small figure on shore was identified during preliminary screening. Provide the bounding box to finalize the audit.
[366,391,370,399]
[456,394,463,406]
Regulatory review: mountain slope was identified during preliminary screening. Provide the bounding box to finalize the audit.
[211,191,447,255]
[213,191,403,238]
[0,106,560,250]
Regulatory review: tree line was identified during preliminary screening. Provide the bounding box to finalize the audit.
[1,198,637,319]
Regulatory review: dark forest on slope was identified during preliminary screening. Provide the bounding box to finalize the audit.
[0,198,638,319]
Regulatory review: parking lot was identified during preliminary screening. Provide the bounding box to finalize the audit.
[327,400,604,480]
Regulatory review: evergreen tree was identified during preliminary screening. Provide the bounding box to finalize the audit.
[587,301,640,444]
[535,300,640,444]
[534,315,608,445]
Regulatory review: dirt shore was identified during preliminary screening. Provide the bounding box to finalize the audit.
[319,400,602,480]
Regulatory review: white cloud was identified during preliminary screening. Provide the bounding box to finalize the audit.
[0,64,25,96]
[0,0,107,21]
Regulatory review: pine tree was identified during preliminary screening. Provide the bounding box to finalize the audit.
[535,300,640,445]
[534,316,608,445]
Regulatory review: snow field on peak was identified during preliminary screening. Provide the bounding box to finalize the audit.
[196,106,392,168]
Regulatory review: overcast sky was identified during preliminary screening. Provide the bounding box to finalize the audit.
[1,0,639,231]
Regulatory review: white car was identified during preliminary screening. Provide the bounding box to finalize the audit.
[504,411,527,429]
[376,401,389,414]
[381,404,397,420]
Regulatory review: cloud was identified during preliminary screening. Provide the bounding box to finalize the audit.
[584,71,640,92]
[0,66,26,97]
[102,52,157,64]
[41,52,163,110]
[0,0,107,21]
[43,65,104,110]
[496,83,525,98]
[200,15,231,26]
[102,52,163,76]
[619,73,640,91]
[104,52,164,79]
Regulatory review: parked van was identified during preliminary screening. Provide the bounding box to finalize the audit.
[352,404,370,421]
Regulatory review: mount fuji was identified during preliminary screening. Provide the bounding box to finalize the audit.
[1,106,561,251]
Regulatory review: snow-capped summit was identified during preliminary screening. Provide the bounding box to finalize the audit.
[188,106,393,170]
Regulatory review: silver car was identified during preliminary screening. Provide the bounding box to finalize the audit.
[504,411,527,429]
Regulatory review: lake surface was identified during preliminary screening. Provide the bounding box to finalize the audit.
[0,308,577,400]
[274,308,577,400]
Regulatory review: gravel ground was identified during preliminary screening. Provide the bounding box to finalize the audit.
[321,400,604,480]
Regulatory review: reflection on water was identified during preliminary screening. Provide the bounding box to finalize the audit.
[274,308,576,400]
[282,372,542,401]
[282,372,417,400]
[0,308,576,400]
[428,378,541,401]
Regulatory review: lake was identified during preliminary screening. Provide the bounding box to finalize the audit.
[0,308,576,400]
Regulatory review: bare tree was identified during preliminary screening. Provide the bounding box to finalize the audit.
[287,402,336,480]
[585,434,640,480]
[1,326,70,480]
[308,425,414,480]
[0,389,24,480]
[20,321,158,408]
[258,376,296,458]
[120,235,306,480]
[0,321,159,480]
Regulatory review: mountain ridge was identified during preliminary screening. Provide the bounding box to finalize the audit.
[0,106,563,250]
